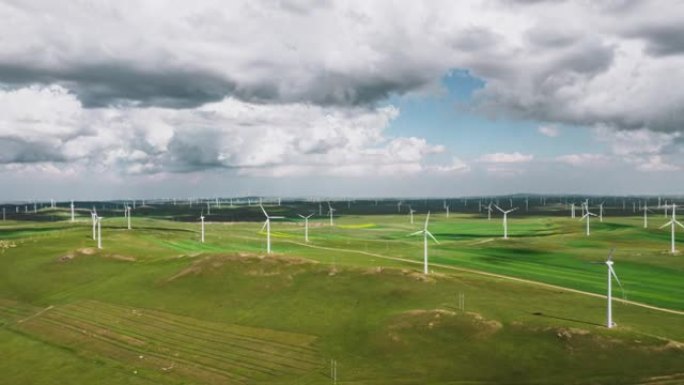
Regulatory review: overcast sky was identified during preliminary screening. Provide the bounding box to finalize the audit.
[1,0,683,200]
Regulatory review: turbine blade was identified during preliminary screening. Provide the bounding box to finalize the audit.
[270,216,285,219]
[660,221,674,229]
[675,220,684,230]
[494,204,504,213]
[408,230,423,237]
[298,214,305,219]
[260,220,268,232]
[424,211,431,228]
[426,230,439,244]
[607,248,615,262]
[260,205,268,218]
[609,266,626,299]
[507,207,519,213]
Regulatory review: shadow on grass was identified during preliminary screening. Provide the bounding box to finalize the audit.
[532,311,603,327]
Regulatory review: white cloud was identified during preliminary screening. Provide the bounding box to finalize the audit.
[635,155,680,172]
[0,85,455,178]
[538,125,560,137]
[555,153,611,166]
[593,125,680,156]
[478,152,534,163]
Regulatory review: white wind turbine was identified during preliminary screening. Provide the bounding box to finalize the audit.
[580,204,597,236]
[660,204,683,254]
[298,213,314,242]
[327,202,336,226]
[70,200,75,222]
[591,249,625,329]
[408,205,416,224]
[642,202,653,228]
[200,211,205,243]
[485,203,493,221]
[494,204,518,239]
[397,201,403,213]
[445,204,450,218]
[91,208,98,240]
[570,203,576,219]
[409,211,439,275]
[260,205,284,254]
[599,202,605,222]
[126,205,132,230]
[97,216,103,249]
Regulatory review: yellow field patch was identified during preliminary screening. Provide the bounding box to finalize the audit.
[338,223,376,229]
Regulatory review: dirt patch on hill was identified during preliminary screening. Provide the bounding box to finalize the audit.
[165,253,315,282]
[386,309,502,343]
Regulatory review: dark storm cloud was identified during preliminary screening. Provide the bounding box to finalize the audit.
[630,24,684,57]
[0,63,237,108]
[0,138,67,164]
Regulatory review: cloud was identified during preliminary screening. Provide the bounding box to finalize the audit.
[538,125,560,137]
[635,155,680,172]
[0,85,453,177]
[593,126,680,156]
[478,152,534,163]
[555,153,611,166]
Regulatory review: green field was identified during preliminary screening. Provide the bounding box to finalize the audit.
[1,201,683,384]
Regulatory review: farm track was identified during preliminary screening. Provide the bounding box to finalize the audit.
[286,240,684,316]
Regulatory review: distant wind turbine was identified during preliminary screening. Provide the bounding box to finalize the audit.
[409,211,439,275]
[642,202,653,228]
[298,213,314,242]
[660,204,684,254]
[260,205,284,254]
[70,200,75,222]
[126,206,132,230]
[580,204,597,236]
[200,211,205,243]
[485,203,493,221]
[494,204,518,239]
[570,203,576,219]
[599,202,605,222]
[327,202,336,226]
[91,208,97,240]
[408,206,416,224]
[97,216,103,249]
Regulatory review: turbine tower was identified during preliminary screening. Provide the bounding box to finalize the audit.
[494,204,518,239]
[200,211,205,243]
[660,204,683,254]
[570,203,576,219]
[327,202,336,226]
[642,202,653,228]
[408,206,416,224]
[260,205,284,254]
[91,208,98,240]
[409,211,439,275]
[580,205,597,236]
[126,206,132,230]
[97,216,103,249]
[70,200,75,222]
[298,213,314,242]
[599,202,605,222]
[485,203,493,221]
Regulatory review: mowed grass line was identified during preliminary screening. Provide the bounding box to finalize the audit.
[65,301,321,371]
[12,300,323,384]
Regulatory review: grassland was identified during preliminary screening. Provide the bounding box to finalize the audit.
[0,201,683,384]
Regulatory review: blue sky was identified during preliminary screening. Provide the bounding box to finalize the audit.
[387,70,603,160]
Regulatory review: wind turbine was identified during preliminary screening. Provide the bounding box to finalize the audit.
[409,212,439,275]
[660,204,684,254]
[327,202,336,226]
[591,249,624,329]
[126,206,132,230]
[397,201,403,213]
[408,206,416,224]
[485,203,493,221]
[570,203,576,219]
[642,202,653,228]
[580,205,597,236]
[200,211,205,243]
[97,216,103,249]
[91,208,98,240]
[599,202,606,222]
[260,205,284,254]
[70,200,75,222]
[494,204,518,239]
[298,213,314,242]
[445,204,449,218]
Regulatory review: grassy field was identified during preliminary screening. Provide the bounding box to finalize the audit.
[0,201,683,384]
